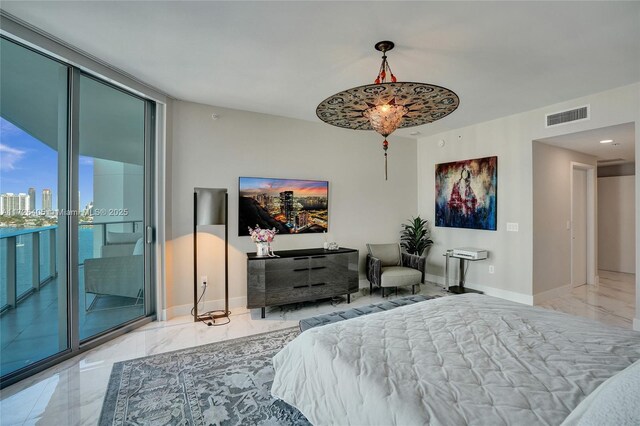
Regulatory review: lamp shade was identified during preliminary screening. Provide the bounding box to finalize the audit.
[362,101,408,137]
[194,187,227,226]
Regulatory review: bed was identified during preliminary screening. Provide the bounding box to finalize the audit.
[271,294,640,425]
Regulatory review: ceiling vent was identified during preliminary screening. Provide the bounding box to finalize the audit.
[545,105,589,127]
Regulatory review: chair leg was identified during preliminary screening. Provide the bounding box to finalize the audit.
[412,284,416,295]
[395,287,398,297]
[370,281,372,295]
[381,287,384,298]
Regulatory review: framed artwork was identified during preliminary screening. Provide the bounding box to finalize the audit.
[238,177,328,235]
[435,156,497,230]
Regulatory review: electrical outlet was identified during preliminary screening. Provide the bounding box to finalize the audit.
[201,275,208,286]
[488,265,495,274]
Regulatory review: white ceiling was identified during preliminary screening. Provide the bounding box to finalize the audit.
[536,122,635,163]
[1,1,639,138]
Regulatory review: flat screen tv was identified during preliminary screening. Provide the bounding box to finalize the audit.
[239,177,329,236]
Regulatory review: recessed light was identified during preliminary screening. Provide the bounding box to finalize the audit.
[409,131,422,136]
[599,139,613,144]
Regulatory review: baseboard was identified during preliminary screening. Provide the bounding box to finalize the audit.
[425,273,533,305]
[162,296,248,320]
[532,283,572,304]
[634,318,640,332]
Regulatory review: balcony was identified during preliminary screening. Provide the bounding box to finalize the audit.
[0,222,144,377]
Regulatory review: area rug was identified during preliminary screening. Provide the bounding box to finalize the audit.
[99,327,310,426]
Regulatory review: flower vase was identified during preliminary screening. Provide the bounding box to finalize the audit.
[256,242,269,257]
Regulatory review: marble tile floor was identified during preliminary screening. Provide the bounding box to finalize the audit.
[1,273,635,426]
[0,283,448,426]
[537,270,636,329]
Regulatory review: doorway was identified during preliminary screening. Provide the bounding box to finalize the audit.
[570,163,595,287]
[533,122,635,329]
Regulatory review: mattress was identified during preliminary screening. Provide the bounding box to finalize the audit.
[271,294,640,426]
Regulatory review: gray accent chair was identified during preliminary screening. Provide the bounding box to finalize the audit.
[84,255,143,299]
[366,243,426,297]
[84,235,144,303]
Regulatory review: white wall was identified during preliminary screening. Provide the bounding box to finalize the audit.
[165,100,417,317]
[93,158,143,255]
[598,175,636,273]
[93,159,144,222]
[532,142,597,297]
[417,83,639,307]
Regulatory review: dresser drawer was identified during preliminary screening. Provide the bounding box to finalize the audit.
[309,253,348,269]
[265,256,309,271]
[266,282,344,305]
[265,268,309,289]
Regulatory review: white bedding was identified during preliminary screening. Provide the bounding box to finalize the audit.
[272,294,640,426]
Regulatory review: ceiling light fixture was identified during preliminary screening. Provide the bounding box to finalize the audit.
[316,41,459,180]
[599,139,613,144]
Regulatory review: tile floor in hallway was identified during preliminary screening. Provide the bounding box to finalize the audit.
[537,270,636,329]
[0,273,636,426]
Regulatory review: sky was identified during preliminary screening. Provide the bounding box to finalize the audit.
[239,177,328,197]
[0,117,94,209]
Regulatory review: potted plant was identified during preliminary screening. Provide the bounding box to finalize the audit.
[400,216,433,256]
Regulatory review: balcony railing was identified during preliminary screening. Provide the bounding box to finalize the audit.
[0,220,142,313]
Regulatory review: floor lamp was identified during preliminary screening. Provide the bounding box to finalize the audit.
[193,187,229,325]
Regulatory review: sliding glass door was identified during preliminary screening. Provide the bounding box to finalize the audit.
[0,36,69,378]
[77,74,147,341]
[0,36,155,386]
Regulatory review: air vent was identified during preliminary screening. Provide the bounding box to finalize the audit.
[545,105,589,127]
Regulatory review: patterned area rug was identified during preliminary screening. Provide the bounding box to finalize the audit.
[99,327,310,425]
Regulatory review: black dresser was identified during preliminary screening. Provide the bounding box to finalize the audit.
[247,247,359,318]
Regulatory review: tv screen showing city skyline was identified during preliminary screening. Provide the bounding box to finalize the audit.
[239,177,328,236]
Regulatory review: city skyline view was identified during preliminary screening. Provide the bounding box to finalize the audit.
[1,117,94,211]
[239,177,328,235]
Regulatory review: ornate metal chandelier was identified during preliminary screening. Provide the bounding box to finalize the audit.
[316,41,460,180]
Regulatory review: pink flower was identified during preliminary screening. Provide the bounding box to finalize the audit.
[248,225,277,243]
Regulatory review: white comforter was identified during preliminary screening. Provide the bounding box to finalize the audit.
[272,294,640,426]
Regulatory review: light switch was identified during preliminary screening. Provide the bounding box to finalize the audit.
[506,222,519,232]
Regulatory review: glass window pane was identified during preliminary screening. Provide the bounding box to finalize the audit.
[0,239,7,309]
[15,234,33,298]
[78,75,146,341]
[0,38,68,377]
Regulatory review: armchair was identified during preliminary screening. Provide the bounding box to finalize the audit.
[366,243,426,297]
[84,237,144,307]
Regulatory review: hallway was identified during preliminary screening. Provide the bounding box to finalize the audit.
[538,270,636,328]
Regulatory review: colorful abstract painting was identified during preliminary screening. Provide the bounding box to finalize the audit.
[435,156,497,230]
